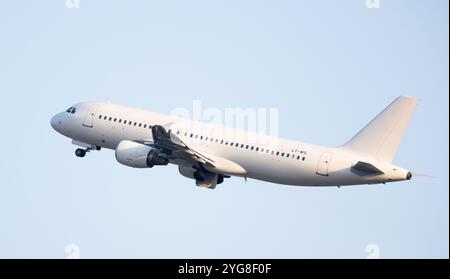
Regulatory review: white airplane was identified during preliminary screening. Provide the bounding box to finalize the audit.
[51,96,418,189]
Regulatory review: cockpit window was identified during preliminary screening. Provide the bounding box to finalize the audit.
[66,107,76,114]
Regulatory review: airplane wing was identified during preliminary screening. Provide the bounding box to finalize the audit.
[134,125,247,188]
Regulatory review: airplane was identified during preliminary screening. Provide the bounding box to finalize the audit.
[50,96,418,189]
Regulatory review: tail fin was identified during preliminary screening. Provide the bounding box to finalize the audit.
[341,96,419,163]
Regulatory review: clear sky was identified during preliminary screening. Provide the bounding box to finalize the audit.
[0,0,448,259]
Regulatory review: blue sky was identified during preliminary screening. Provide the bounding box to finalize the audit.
[0,0,448,258]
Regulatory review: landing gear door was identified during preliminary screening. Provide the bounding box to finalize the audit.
[316,152,333,176]
[82,104,100,128]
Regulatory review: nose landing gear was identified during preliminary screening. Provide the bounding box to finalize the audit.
[75,145,101,158]
[75,148,86,158]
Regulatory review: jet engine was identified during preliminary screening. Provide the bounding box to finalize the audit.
[115,140,168,168]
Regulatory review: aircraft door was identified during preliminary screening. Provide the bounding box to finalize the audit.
[82,104,100,128]
[316,152,333,176]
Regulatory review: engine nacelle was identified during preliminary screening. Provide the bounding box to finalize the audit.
[178,166,196,179]
[115,140,168,168]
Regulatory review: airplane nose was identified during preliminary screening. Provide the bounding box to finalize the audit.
[50,114,62,131]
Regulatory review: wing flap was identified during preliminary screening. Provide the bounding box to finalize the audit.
[200,152,247,176]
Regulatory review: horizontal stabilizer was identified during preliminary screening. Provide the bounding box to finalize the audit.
[351,161,384,175]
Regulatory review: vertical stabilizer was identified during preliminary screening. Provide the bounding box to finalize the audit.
[341,96,418,162]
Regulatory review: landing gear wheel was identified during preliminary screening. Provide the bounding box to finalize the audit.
[75,148,86,158]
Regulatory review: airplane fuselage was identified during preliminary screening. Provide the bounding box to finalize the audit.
[51,101,413,188]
